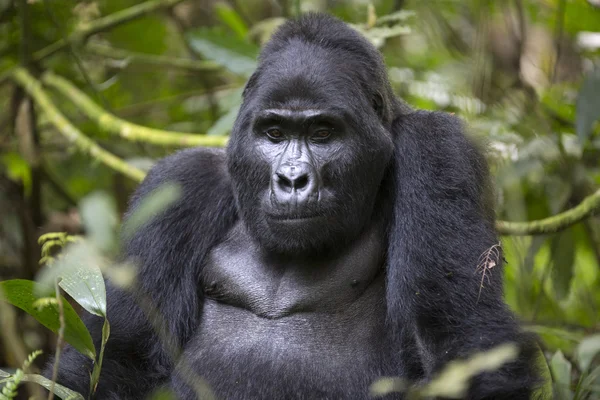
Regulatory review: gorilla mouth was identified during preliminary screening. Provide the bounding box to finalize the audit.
[266,214,324,223]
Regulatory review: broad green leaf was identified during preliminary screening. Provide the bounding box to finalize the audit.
[37,241,107,318]
[207,104,240,136]
[186,27,258,77]
[576,68,600,145]
[550,230,575,300]
[80,192,119,254]
[214,3,248,39]
[0,280,95,359]
[550,350,572,400]
[576,334,600,372]
[21,372,85,399]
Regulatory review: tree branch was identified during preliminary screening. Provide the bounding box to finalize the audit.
[33,0,186,61]
[85,42,223,73]
[43,72,228,147]
[10,68,146,182]
[496,188,600,235]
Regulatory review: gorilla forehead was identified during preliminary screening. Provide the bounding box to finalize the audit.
[253,40,373,111]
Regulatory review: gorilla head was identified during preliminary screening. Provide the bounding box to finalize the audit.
[227,14,402,255]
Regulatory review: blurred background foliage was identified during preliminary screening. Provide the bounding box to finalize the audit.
[0,0,599,398]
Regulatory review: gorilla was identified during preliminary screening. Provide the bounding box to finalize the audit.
[53,13,539,400]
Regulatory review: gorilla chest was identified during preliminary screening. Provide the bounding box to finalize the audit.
[184,222,394,398]
[187,282,391,399]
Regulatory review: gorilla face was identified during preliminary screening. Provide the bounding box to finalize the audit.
[227,40,394,255]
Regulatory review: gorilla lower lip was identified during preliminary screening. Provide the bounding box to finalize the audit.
[270,215,322,222]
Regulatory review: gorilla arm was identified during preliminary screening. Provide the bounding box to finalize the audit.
[48,148,237,399]
[387,111,539,399]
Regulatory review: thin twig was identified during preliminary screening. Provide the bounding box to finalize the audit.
[475,242,502,303]
[43,72,228,148]
[48,279,65,400]
[85,42,222,73]
[496,188,600,235]
[33,0,185,62]
[42,0,111,110]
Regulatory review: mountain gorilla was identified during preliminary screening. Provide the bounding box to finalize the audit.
[53,13,539,400]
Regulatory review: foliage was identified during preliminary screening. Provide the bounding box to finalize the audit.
[0,0,599,399]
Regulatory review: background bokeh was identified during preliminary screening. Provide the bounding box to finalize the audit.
[0,0,599,398]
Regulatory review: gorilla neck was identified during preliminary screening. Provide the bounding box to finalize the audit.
[202,219,386,318]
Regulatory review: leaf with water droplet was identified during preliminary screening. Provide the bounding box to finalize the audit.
[37,241,107,318]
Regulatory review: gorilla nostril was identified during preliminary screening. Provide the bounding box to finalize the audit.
[294,174,309,190]
[275,172,310,194]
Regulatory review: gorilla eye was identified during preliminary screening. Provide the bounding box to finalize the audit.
[266,129,283,140]
[313,129,331,140]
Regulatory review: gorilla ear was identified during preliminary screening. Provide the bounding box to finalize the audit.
[372,92,384,119]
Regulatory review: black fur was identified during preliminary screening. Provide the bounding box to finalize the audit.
[49,13,540,400]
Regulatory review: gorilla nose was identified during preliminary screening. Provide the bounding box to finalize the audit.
[273,163,315,201]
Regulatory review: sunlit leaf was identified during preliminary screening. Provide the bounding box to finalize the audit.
[214,3,248,39]
[37,241,107,318]
[576,68,600,145]
[576,334,600,372]
[0,280,95,359]
[369,377,408,397]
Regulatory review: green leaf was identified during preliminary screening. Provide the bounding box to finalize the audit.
[576,68,600,145]
[37,241,107,318]
[186,27,258,77]
[576,334,600,372]
[1,153,32,196]
[550,350,572,400]
[550,229,575,300]
[0,280,95,359]
[21,373,85,400]
[248,17,287,45]
[121,182,182,242]
[207,104,240,136]
[532,344,554,400]
[80,192,119,254]
[214,3,248,39]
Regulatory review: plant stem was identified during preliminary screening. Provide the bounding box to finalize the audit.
[33,0,186,62]
[10,68,146,182]
[43,72,228,148]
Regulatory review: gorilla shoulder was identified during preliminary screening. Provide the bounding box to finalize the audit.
[127,147,232,213]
